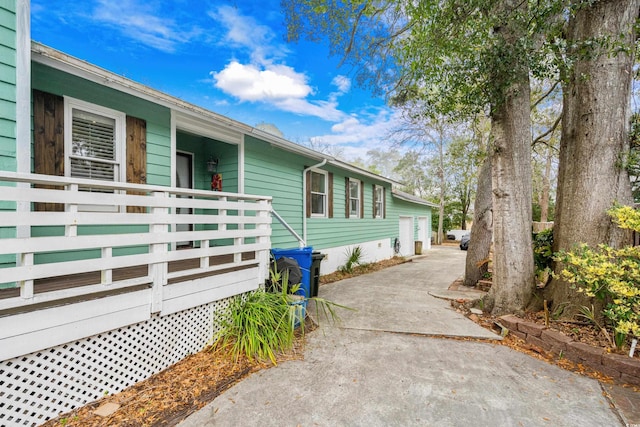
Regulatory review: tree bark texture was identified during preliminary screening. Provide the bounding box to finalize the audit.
[463,151,493,287]
[547,0,638,314]
[437,141,445,245]
[487,75,536,315]
[484,0,535,315]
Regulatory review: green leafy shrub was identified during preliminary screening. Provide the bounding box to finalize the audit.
[555,205,640,346]
[533,228,554,272]
[339,246,363,273]
[533,228,554,287]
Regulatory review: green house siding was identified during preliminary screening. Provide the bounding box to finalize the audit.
[0,3,16,274]
[0,2,16,170]
[31,62,172,187]
[244,135,431,251]
[308,172,431,251]
[244,135,306,247]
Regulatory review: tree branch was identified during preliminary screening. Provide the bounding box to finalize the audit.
[531,80,559,111]
[532,114,561,148]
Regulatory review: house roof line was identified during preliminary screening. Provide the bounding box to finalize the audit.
[391,189,439,208]
[31,41,403,187]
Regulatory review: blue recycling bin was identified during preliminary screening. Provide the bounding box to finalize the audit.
[271,246,313,298]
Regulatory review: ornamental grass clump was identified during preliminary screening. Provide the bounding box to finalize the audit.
[213,287,295,365]
[213,268,351,365]
[555,205,640,348]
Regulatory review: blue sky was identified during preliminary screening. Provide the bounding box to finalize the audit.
[31,0,402,161]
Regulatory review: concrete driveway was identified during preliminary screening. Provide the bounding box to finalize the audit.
[180,246,628,427]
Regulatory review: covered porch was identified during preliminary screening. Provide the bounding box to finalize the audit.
[0,171,272,360]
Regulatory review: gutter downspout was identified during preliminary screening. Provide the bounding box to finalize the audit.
[302,159,327,247]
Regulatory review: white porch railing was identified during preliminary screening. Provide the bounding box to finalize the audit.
[0,172,272,360]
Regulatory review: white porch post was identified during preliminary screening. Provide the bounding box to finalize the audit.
[149,191,169,313]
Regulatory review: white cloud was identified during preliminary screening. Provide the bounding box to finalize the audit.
[274,98,346,122]
[212,61,312,101]
[208,7,351,122]
[309,109,404,160]
[331,75,351,94]
[91,0,200,52]
[209,6,285,64]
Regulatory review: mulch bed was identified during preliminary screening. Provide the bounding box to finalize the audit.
[41,319,313,427]
[319,256,409,285]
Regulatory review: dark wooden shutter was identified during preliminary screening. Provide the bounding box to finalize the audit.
[372,184,376,218]
[345,177,350,218]
[305,170,311,218]
[383,187,386,219]
[33,89,65,212]
[328,172,333,218]
[126,116,147,213]
[360,181,364,218]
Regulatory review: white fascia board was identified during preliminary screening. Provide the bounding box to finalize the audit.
[391,190,439,208]
[329,159,402,186]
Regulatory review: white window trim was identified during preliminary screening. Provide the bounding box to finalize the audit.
[348,178,361,219]
[64,96,126,212]
[374,185,384,219]
[310,169,328,218]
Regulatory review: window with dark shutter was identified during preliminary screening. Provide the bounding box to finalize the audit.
[374,185,384,219]
[347,178,361,218]
[32,90,146,212]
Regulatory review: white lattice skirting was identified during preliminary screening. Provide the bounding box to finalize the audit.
[0,297,232,426]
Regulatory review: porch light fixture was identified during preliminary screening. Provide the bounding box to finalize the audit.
[207,157,219,173]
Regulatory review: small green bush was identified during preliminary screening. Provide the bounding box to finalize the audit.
[555,205,640,347]
[533,228,554,273]
[339,246,363,274]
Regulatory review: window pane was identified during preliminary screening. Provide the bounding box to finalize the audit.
[350,199,359,215]
[72,109,116,161]
[376,187,383,200]
[349,180,359,197]
[70,158,114,181]
[311,194,325,215]
[311,172,325,193]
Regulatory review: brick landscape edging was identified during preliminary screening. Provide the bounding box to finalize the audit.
[498,315,640,386]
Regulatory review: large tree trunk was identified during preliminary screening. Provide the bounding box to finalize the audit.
[464,150,492,287]
[483,0,535,315]
[437,141,445,245]
[486,77,535,315]
[546,0,638,317]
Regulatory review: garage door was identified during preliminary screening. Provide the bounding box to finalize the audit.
[398,216,414,257]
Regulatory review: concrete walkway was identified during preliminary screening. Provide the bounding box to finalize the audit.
[180,247,631,427]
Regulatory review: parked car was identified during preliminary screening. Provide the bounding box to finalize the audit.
[460,234,470,250]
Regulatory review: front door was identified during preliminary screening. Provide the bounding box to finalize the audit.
[176,152,193,247]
